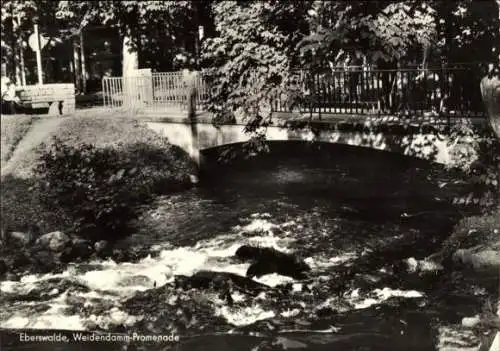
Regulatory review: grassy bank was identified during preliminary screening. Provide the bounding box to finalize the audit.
[1,115,36,168]
[1,114,197,237]
[3,115,195,179]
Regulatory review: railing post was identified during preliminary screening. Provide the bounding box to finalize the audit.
[102,78,105,107]
[309,71,313,121]
[317,72,322,120]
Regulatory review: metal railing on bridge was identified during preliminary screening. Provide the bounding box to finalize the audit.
[274,66,486,118]
[102,66,486,118]
[102,71,208,112]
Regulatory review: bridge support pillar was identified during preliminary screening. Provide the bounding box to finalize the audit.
[189,120,202,167]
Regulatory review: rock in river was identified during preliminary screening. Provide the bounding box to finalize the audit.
[94,240,111,257]
[235,245,311,279]
[34,231,71,252]
[69,237,94,260]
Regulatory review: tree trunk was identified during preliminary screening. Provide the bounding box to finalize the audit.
[80,30,87,94]
[122,35,138,75]
[72,38,82,93]
[15,46,22,85]
[19,41,26,86]
[122,34,139,108]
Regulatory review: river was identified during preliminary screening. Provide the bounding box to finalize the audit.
[0,142,496,351]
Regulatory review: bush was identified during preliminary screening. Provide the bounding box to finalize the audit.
[1,175,72,236]
[33,136,195,241]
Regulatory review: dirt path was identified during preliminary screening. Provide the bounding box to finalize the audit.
[1,117,65,179]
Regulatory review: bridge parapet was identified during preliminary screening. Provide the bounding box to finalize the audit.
[146,116,489,169]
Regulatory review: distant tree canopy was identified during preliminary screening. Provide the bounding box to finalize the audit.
[55,1,208,73]
[3,1,496,78]
[1,1,498,128]
[1,0,62,73]
[1,1,213,78]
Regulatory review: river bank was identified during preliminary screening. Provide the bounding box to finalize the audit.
[1,113,198,277]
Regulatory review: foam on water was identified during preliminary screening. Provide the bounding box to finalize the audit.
[0,281,17,293]
[235,218,278,234]
[0,292,87,330]
[280,308,301,318]
[328,252,358,265]
[347,287,425,310]
[215,305,276,327]
[229,291,249,304]
[305,251,359,271]
[254,273,295,288]
[0,215,304,330]
[0,271,71,295]
[281,325,342,333]
[250,213,272,219]
[87,307,143,330]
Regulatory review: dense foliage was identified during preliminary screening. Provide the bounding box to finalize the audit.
[301,1,498,66]
[32,136,195,241]
[300,1,437,64]
[202,1,310,129]
[201,1,499,141]
[1,175,72,237]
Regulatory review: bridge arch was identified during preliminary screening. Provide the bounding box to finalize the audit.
[146,120,482,167]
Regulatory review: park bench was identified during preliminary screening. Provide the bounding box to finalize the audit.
[16,84,76,115]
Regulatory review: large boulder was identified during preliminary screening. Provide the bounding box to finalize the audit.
[34,231,71,252]
[480,73,500,139]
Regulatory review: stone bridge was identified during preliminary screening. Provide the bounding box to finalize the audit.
[145,113,489,168]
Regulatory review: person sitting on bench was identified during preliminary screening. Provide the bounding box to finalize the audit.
[1,77,20,114]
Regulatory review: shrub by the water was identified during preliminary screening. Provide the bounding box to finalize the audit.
[1,115,197,243]
[0,175,72,237]
[32,136,194,241]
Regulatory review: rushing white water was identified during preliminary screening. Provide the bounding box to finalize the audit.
[348,287,424,310]
[0,216,304,330]
[0,214,427,332]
